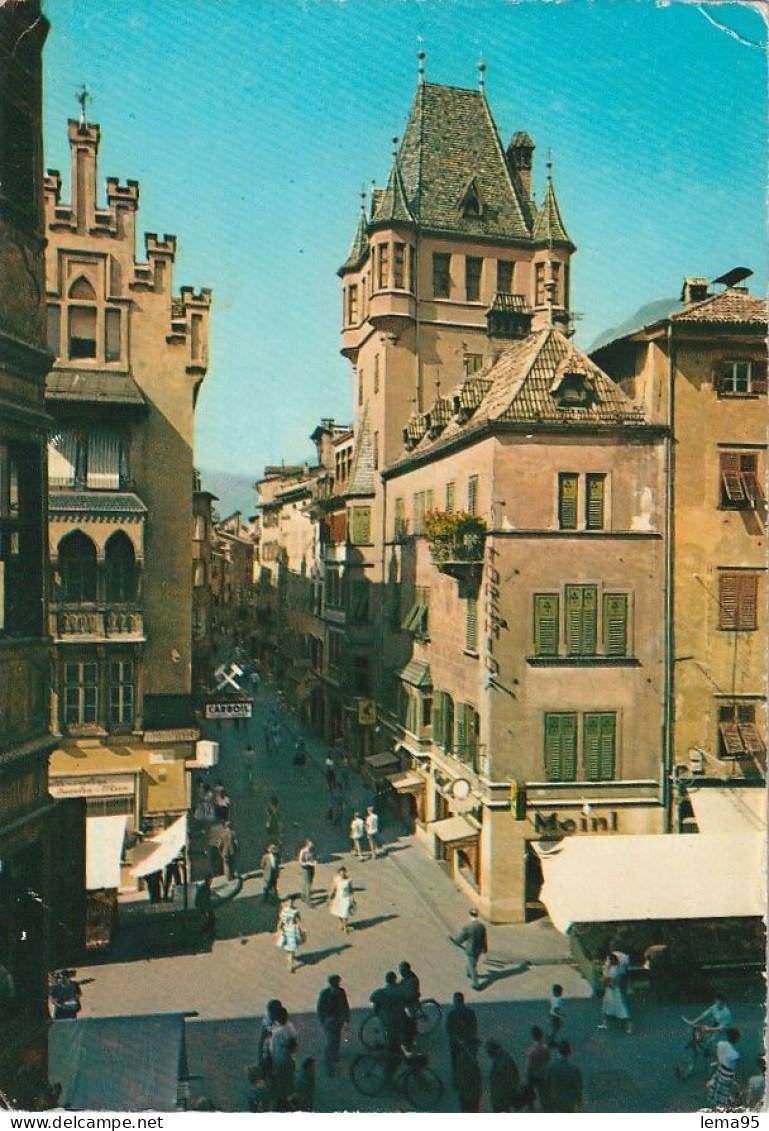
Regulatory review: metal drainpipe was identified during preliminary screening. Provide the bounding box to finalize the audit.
[663,322,675,831]
[378,470,388,754]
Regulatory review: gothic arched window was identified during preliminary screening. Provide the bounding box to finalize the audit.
[59,530,97,603]
[105,532,136,602]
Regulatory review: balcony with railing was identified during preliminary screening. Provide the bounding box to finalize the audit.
[425,511,487,584]
[49,604,145,642]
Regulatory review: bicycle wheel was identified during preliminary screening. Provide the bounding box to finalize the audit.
[351,1054,388,1097]
[405,1064,443,1110]
[674,1042,697,1081]
[360,1013,386,1050]
[415,999,442,1037]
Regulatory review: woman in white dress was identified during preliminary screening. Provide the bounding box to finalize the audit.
[598,952,632,1033]
[328,865,354,934]
[275,896,305,973]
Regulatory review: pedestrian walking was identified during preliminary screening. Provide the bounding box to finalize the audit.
[452,909,487,990]
[446,992,478,1085]
[213,781,230,822]
[453,1039,482,1112]
[265,795,281,844]
[548,983,566,1044]
[523,1025,550,1111]
[145,869,163,904]
[298,839,317,905]
[243,743,257,793]
[328,865,354,933]
[707,1028,741,1109]
[261,844,281,903]
[544,1041,583,1112]
[270,1006,298,1110]
[486,1039,521,1112]
[289,1058,316,1111]
[162,856,183,901]
[597,954,632,1034]
[207,822,224,876]
[193,780,215,824]
[316,974,350,1076]
[219,820,239,880]
[365,806,381,858]
[275,896,305,973]
[349,812,365,859]
[194,874,215,941]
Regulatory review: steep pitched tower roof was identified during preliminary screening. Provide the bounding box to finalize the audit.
[374,81,531,239]
[340,203,369,273]
[532,171,573,248]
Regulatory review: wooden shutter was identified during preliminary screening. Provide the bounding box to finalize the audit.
[720,452,747,505]
[751,359,768,394]
[544,713,577,781]
[719,721,745,757]
[603,593,628,656]
[719,573,739,629]
[713,361,731,395]
[432,691,444,747]
[565,586,597,655]
[467,476,479,516]
[466,596,478,652]
[445,481,455,512]
[534,594,559,656]
[738,573,758,630]
[583,713,602,781]
[586,474,605,530]
[456,703,468,760]
[739,722,766,755]
[558,473,578,530]
[444,696,454,753]
[351,506,371,545]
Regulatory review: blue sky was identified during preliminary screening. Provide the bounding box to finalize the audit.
[43,0,766,502]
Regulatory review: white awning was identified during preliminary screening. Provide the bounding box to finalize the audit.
[688,787,766,834]
[534,832,766,933]
[86,816,127,891]
[430,816,479,844]
[386,771,425,793]
[130,814,187,879]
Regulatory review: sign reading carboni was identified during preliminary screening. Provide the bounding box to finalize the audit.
[532,810,619,835]
[205,700,253,719]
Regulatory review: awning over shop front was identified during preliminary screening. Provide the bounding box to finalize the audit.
[386,771,425,793]
[365,752,400,771]
[430,816,479,844]
[130,813,187,879]
[534,833,765,934]
[86,815,127,891]
[49,1013,187,1110]
[398,659,432,689]
[688,786,766,834]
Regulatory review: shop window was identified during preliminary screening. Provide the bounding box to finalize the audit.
[543,712,577,781]
[718,703,766,759]
[59,531,97,603]
[64,661,99,726]
[718,572,758,631]
[564,585,597,656]
[719,451,759,509]
[465,256,482,302]
[109,660,134,728]
[497,260,514,294]
[433,252,451,299]
[583,712,616,781]
[558,472,578,530]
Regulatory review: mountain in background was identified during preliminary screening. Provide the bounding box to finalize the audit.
[197,468,257,519]
[589,296,682,352]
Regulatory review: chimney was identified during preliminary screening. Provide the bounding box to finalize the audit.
[681,277,709,305]
[507,131,535,202]
[68,118,100,233]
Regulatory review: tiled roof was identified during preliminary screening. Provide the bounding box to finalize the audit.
[671,288,768,325]
[392,82,530,239]
[531,177,572,246]
[49,491,147,516]
[340,208,369,272]
[398,327,646,464]
[344,404,376,497]
[46,368,146,407]
[372,158,414,226]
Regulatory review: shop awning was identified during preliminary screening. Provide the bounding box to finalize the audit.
[86,815,127,891]
[534,833,765,934]
[430,816,479,844]
[688,786,766,834]
[386,771,425,793]
[130,813,187,879]
[398,659,432,689]
[49,1013,187,1110]
[365,752,400,771]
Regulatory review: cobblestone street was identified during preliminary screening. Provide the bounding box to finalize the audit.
[76,684,764,1112]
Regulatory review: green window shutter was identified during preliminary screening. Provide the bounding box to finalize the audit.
[467,475,479,516]
[582,586,597,654]
[599,714,616,779]
[558,473,578,530]
[583,713,602,781]
[603,593,628,655]
[466,596,478,652]
[586,474,605,530]
[456,703,468,759]
[394,497,405,540]
[444,696,455,753]
[446,481,455,512]
[561,713,577,780]
[352,506,371,544]
[544,714,563,780]
[545,713,577,781]
[564,586,584,655]
[425,488,434,513]
[432,691,444,746]
[534,593,559,656]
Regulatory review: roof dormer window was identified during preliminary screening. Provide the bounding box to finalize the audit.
[550,356,596,408]
[458,178,484,219]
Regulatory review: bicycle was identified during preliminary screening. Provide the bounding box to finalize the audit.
[359,999,442,1049]
[351,1050,443,1110]
[674,1019,717,1080]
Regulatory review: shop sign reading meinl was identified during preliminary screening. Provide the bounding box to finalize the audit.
[205,699,253,720]
[532,810,619,835]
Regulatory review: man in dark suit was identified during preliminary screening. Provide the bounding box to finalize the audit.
[453,909,488,990]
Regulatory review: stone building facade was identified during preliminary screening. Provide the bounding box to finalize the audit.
[43,111,210,838]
